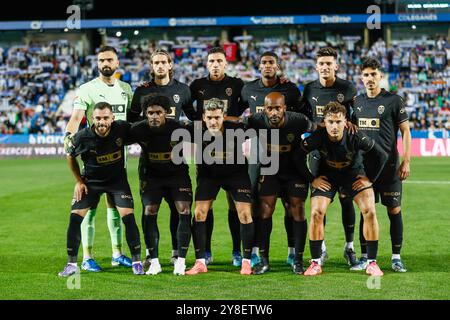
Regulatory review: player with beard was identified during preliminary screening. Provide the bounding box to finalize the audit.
[59,102,144,277]
[128,49,195,269]
[189,47,248,266]
[351,57,411,273]
[241,92,315,275]
[63,46,133,273]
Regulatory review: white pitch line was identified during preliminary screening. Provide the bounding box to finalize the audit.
[404,180,450,185]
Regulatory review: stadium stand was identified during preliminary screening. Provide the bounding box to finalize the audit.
[0,35,449,134]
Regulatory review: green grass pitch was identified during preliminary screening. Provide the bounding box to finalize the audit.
[0,157,449,300]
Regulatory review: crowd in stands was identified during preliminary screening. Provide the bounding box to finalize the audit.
[0,34,449,135]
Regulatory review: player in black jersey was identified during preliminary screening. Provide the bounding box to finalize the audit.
[128,49,195,268]
[241,52,304,267]
[300,47,359,267]
[241,52,302,114]
[129,95,193,276]
[58,102,144,277]
[351,57,411,273]
[128,49,195,122]
[185,98,255,276]
[190,47,248,266]
[241,92,315,275]
[298,102,388,277]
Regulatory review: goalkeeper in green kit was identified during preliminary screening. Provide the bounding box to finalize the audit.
[64,46,134,272]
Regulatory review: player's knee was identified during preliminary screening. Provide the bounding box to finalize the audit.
[144,205,158,216]
[388,206,401,215]
[178,206,191,215]
[237,209,253,224]
[260,201,274,215]
[72,209,88,218]
[194,208,208,222]
[289,199,305,212]
[119,210,134,218]
[361,206,376,221]
[311,207,325,223]
[290,202,306,221]
[292,212,306,222]
[260,206,274,219]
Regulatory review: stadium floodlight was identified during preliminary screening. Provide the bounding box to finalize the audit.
[133,30,139,36]
[116,31,122,37]
[411,24,417,29]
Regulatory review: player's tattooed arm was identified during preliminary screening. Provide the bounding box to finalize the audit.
[64,109,85,149]
[67,155,88,201]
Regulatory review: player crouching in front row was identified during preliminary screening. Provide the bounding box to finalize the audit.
[185,98,255,276]
[295,101,388,276]
[59,102,144,277]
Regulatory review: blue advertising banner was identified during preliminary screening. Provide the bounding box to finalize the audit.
[1,13,450,30]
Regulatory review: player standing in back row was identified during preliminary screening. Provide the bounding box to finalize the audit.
[241,51,304,268]
[351,57,411,272]
[300,47,359,267]
[64,46,133,272]
[189,47,248,266]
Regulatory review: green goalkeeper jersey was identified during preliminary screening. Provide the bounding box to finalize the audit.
[73,77,133,124]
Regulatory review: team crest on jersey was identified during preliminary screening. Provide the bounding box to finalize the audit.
[121,92,127,100]
[378,105,385,115]
[226,88,233,96]
[287,133,295,143]
[116,138,123,147]
[173,94,180,104]
[337,93,345,103]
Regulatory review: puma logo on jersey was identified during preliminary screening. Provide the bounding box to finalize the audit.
[99,94,105,98]
[251,95,257,101]
[198,90,205,96]
[312,96,318,102]
[357,106,362,112]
